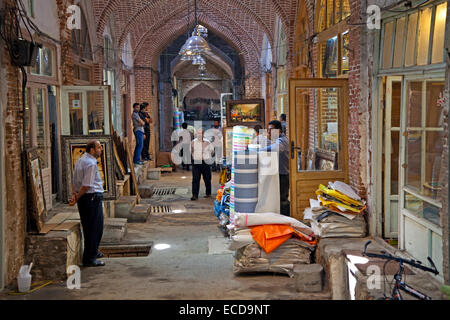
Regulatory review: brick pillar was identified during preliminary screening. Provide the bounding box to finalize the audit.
[57,0,74,85]
[244,74,262,99]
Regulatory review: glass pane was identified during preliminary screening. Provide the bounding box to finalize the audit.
[391,81,401,128]
[417,7,432,65]
[342,31,349,74]
[35,88,48,168]
[426,81,445,127]
[405,12,418,67]
[87,91,105,134]
[31,48,41,75]
[295,87,340,172]
[42,47,53,76]
[327,0,334,28]
[393,17,406,68]
[390,131,400,194]
[405,130,422,190]
[322,36,338,77]
[318,0,327,32]
[432,2,447,64]
[404,192,441,227]
[335,0,341,23]
[382,21,394,69]
[342,0,350,19]
[407,81,422,128]
[425,130,444,199]
[69,92,83,135]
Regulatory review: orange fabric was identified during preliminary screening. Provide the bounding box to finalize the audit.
[216,188,224,202]
[250,224,317,254]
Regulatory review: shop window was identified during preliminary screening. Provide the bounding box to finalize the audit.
[431,2,447,63]
[317,0,351,32]
[74,65,91,82]
[381,1,446,69]
[320,32,348,78]
[322,36,338,77]
[71,9,93,61]
[417,7,432,66]
[404,80,445,226]
[24,87,49,168]
[26,0,35,18]
[103,36,115,66]
[31,46,54,77]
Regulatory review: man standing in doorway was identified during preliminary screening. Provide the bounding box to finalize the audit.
[190,128,213,201]
[139,102,152,161]
[264,120,290,216]
[71,140,105,267]
[132,102,145,165]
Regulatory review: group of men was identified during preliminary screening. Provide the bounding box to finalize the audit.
[180,114,290,216]
[132,102,152,165]
[70,112,289,268]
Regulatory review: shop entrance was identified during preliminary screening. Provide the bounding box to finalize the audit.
[288,79,349,220]
[60,86,112,135]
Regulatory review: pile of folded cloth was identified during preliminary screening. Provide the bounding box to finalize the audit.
[228,212,317,277]
[304,181,367,238]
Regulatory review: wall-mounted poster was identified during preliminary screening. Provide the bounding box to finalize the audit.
[61,135,116,202]
[26,148,47,232]
[226,99,265,126]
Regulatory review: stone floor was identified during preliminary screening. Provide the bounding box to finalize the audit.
[1,168,447,300]
[1,168,328,300]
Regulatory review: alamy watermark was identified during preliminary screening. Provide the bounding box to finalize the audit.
[67,265,81,289]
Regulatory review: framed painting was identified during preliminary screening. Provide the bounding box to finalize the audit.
[226,99,265,126]
[61,135,116,202]
[26,148,47,232]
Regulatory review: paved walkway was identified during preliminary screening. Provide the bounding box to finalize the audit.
[1,169,327,300]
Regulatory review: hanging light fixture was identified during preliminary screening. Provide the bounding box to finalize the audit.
[192,54,205,65]
[179,0,211,59]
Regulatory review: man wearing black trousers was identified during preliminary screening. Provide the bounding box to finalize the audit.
[71,140,105,267]
[139,102,152,161]
[190,128,212,200]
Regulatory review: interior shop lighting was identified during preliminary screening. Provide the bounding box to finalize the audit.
[179,0,211,59]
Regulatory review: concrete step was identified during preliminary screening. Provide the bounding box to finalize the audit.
[128,203,151,223]
[147,167,161,180]
[138,185,153,198]
[114,195,138,219]
[101,218,128,244]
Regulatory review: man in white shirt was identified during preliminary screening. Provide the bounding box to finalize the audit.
[71,140,105,267]
[190,128,213,200]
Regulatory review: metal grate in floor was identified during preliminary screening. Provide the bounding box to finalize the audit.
[149,205,172,214]
[152,187,177,196]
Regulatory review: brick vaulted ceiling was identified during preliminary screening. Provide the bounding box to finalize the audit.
[91,0,298,74]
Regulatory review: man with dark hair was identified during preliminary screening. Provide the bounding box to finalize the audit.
[139,102,152,161]
[132,102,145,165]
[252,124,269,147]
[263,120,290,216]
[71,140,105,267]
[280,113,287,135]
[190,128,212,200]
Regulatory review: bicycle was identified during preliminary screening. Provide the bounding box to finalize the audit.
[362,240,439,300]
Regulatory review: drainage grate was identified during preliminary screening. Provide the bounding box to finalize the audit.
[152,187,177,196]
[149,205,172,214]
[99,243,152,258]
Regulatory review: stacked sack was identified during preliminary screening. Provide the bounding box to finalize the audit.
[228,212,317,277]
[304,181,367,238]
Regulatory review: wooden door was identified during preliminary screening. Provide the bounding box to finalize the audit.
[288,79,349,220]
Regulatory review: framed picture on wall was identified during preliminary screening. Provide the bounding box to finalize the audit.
[26,148,47,232]
[226,99,265,127]
[61,135,116,202]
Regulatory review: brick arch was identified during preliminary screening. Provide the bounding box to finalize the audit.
[184,82,221,99]
[93,0,294,59]
[134,14,260,76]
